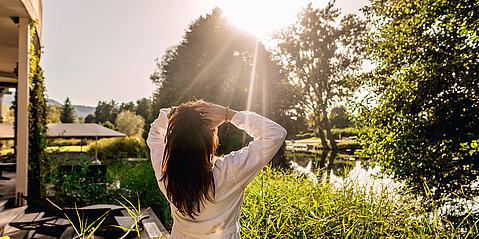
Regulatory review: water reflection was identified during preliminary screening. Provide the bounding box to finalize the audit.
[286,150,404,196]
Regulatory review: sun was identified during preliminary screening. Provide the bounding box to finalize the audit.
[209,0,307,40]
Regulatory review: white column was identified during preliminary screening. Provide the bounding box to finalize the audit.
[16,18,30,205]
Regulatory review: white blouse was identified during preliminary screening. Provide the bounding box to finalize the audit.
[147,109,287,239]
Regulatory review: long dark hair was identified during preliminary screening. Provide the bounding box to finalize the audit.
[160,100,218,218]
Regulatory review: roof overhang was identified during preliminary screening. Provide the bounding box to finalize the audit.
[0,0,42,90]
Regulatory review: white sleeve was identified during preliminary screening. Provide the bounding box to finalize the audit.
[147,108,171,179]
[220,111,287,187]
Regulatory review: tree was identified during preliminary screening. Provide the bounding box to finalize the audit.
[135,97,152,123]
[357,0,479,199]
[60,97,76,123]
[46,105,61,123]
[329,105,351,128]
[274,2,366,149]
[115,110,145,137]
[119,101,136,112]
[1,104,15,123]
[150,8,299,152]
[84,114,95,123]
[94,100,118,123]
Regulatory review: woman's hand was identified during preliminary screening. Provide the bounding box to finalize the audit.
[195,101,236,128]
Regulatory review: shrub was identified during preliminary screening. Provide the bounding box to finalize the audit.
[115,110,145,137]
[87,137,148,164]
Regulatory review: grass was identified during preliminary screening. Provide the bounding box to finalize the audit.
[1,145,88,155]
[240,166,477,238]
[288,137,360,150]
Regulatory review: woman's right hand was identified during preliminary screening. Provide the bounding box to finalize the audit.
[194,101,236,128]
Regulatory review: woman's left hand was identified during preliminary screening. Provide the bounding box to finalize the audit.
[194,101,228,128]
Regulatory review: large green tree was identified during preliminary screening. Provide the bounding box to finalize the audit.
[357,0,479,199]
[60,97,76,123]
[150,8,299,152]
[274,2,366,149]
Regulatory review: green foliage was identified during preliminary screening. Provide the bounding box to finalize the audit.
[55,161,119,206]
[274,2,366,149]
[292,132,316,140]
[135,97,153,123]
[84,114,95,123]
[150,8,299,152]
[60,97,76,123]
[100,121,115,130]
[108,161,173,230]
[115,110,145,137]
[329,105,352,128]
[294,128,357,140]
[47,105,61,123]
[240,166,475,238]
[45,158,172,230]
[356,0,479,199]
[1,104,14,123]
[87,137,148,164]
[48,138,85,147]
[119,101,136,112]
[330,127,358,139]
[65,206,110,239]
[28,21,48,199]
[94,100,119,124]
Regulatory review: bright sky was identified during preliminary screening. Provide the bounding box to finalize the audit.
[41,0,368,106]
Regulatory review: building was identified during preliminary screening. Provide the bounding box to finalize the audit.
[0,0,42,205]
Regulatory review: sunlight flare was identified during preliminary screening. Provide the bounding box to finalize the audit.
[246,41,259,111]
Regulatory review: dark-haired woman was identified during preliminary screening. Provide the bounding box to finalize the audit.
[147,100,287,239]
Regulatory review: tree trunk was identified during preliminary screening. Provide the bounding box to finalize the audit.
[322,106,337,149]
[315,118,329,149]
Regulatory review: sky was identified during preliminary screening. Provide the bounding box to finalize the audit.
[41,0,369,106]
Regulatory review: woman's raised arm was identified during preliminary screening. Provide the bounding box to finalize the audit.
[147,107,171,178]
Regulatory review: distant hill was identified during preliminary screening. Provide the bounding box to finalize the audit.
[73,105,96,118]
[1,94,95,119]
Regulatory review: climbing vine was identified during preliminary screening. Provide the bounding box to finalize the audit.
[27,20,47,199]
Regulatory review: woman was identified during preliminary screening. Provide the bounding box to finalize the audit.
[147,100,287,238]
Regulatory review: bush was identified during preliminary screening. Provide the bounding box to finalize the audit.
[87,137,148,164]
[115,110,145,137]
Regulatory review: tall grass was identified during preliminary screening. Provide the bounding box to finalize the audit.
[240,166,476,238]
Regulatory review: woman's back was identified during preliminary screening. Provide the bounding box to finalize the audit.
[148,103,287,239]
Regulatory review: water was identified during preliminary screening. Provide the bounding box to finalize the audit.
[286,149,479,220]
[286,150,404,196]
